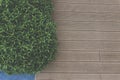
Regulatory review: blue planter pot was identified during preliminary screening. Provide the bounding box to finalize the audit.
[0,71,35,80]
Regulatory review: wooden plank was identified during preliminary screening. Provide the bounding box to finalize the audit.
[101,52,120,61]
[101,32,120,40]
[101,63,120,74]
[36,73,101,80]
[98,22,120,31]
[101,74,120,80]
[58,41,101,51]
[56,51,99,61]
[54,11,120,21]
[101,42,120,51]
[53,0,120,5]
[57,31,100,40]
[58,31,120,40]
[56,21,98,31]
[56,21,120,31]
[41,62,101,74]
[38,62,120,74]
[54,3,120,12]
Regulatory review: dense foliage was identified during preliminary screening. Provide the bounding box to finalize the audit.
[0,0,57,74]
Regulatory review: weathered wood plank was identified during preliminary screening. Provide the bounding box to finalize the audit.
[56,21,98,31]
[57,31,100,40]
[40,62,120,74]
[53,0,120,5]
[102,74,120,80]
[101,63,120,74]
[41,62,101,74]
[54,3,120,12]
[101,52,120,61]
[58,41,101,51]
[101,32,120,40]
[57,31,120,40]
[101,42,120,51]
[56,21,120,31]
[56,51,99,61]
[54,11,120,21]
[36,73,101,80]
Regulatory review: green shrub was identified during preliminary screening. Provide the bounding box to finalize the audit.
[0,0,57,74]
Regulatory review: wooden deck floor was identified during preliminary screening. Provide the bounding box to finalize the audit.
[36,0,120,80]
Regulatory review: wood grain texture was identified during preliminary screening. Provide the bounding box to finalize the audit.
[41,62,101,73]
[101,63,120,74]
[101,52,120,61]
[54,3,120,12]
[101,42,120,51]
[57,31,100,40]
[36,73,101,80]
[58,41,101,51]
[101,74,120,80]
[56,51,99,61]
[54,11,120,21]
[37,62,120,74]
[56,21,120,31]
[53,0,120,4]
[57,31,120,40]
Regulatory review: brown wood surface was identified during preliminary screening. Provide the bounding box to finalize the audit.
[36,0,120,80]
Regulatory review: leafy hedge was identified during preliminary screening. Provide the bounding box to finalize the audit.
[0,0,57,74]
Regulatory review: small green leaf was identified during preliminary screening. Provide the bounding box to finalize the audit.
[0,0,2,6]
